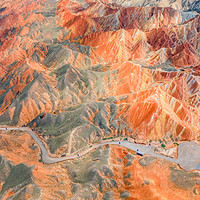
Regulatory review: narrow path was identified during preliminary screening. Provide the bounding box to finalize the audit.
[67,127,78,154]
[0,127,199,171]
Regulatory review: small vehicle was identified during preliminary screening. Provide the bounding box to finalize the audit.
[61,153,66,157]
[136,152,144,156]
[136,149,144,156]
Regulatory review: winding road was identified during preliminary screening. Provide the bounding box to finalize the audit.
[0,127,200,171]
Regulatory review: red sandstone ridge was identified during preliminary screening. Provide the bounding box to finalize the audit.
[57,0,200,68]
[0,0,198,71]
[107,62,200,141]
[79,29,150,63]
[0,0,200,142]
[58,0,181,39]
[0,0,47,75]
[0,0,200,199]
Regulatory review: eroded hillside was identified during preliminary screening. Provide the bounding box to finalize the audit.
[1,0,200,199]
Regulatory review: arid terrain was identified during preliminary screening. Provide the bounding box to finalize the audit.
[1,0,200,199]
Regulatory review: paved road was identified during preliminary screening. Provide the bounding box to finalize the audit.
[0,127,199,171]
